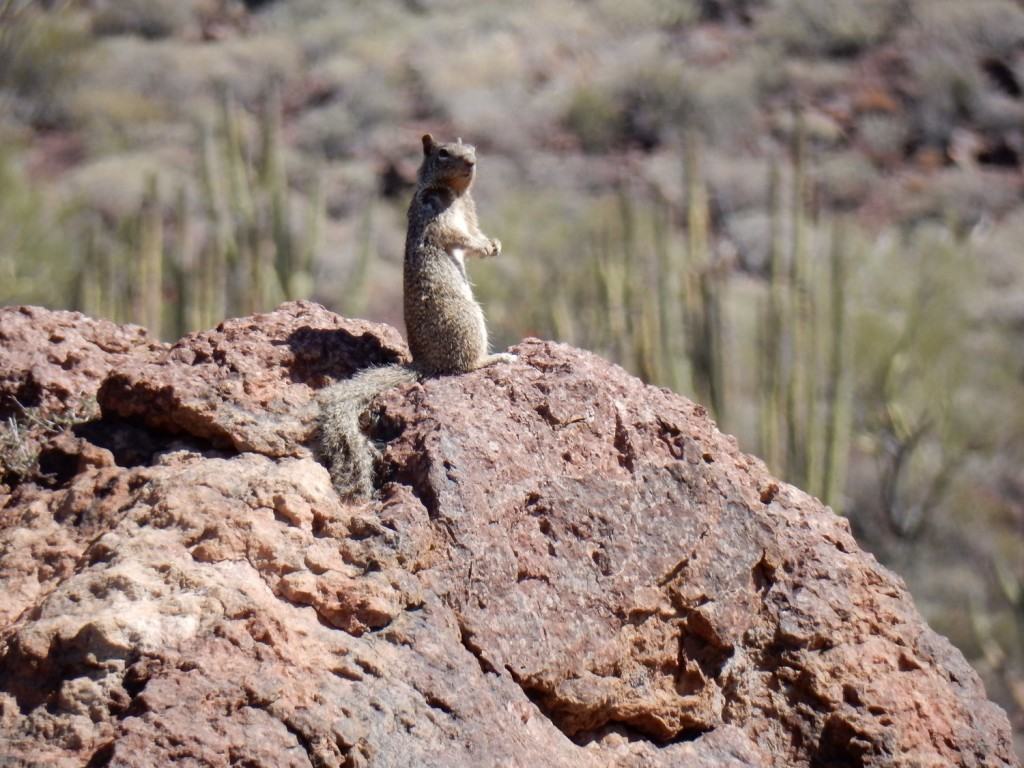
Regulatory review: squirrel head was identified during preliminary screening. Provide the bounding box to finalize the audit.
[419,134,477,194]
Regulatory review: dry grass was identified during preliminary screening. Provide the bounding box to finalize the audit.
[0,398,99,486]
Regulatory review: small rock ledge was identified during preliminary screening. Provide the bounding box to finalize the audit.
[0,302,1017,767]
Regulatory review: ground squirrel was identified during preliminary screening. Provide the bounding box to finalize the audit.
[319,134,515,499]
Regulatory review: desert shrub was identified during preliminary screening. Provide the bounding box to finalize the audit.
[698,0,768,22]
[591,0,699,30]
[858,113,910,163]
[914,0,1024,59]
[63,153,185,221]
[407,26,542,148]
[285,1,413,63]
[84,35,302,124]
[617,61,697,149]
[295,104,360,160]
[849,224,979,536]
[769,56,851,102]
[691,60,761,146]
[972,92,1024,138]
[216,35,304,104]
[298,54,411,157]
[0,6,91,128]
[760,0,909,56]
[898,169,1020,225]
[561,35,698,151]
[91,0,195,40]
[0,149,74,307]
[971,211,1024,323]
[705,151,771,214]
[446,83,540,152]
[812,150,880,209]
[0,399,99,486]
[308,53,366,96]
[563,86,624,152]
[770,108,845,152]
[72,88,169,152]
[725,210,773,272]
[905,0,1024,148]
[907,48,984,148]
[413,23,528,94]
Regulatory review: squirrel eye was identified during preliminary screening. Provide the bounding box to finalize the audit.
[438,149,450,159]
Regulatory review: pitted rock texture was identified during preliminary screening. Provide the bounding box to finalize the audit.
[96,301,407,457]
[0,305,164,418]
[0,303,1017,767]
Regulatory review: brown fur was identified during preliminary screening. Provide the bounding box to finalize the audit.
[318,135,514,499]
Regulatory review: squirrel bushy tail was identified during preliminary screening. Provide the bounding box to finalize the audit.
[318,364,420,500]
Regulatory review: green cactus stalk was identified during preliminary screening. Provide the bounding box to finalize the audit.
[596,216,629,364]
[653,195,685,392]
[132,172,164,338]
[198,121,231,325]
[821,221,852,511]
[289,173,323,301]
[681,136,703,402]
[259,85,289,267]
[785,113,809,487]
[339,204,375,317]
[174,185,197,337]
[617,186,650,378]
[682,132,726,423]
[762,159,787,474]
[221,93,258,314]
[802,203,826,499]
[75,219,102,320]
[221,92,254,228]
[586,233,611,357]
[549,290,576,345]
[701,265,726,424]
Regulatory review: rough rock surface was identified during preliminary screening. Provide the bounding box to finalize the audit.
[0,302,1017,767]
[0,305,164,418]
[97,302,407,457]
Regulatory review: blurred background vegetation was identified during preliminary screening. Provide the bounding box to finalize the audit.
[1,0,1023,750]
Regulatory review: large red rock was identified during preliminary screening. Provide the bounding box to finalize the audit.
[0,303,1017,767]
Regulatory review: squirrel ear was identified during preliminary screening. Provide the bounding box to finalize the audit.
[421,134,435,155]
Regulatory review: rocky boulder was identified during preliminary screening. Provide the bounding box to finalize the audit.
[0,302,1017,767]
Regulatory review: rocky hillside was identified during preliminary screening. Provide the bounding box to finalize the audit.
[0,302,1018,767]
